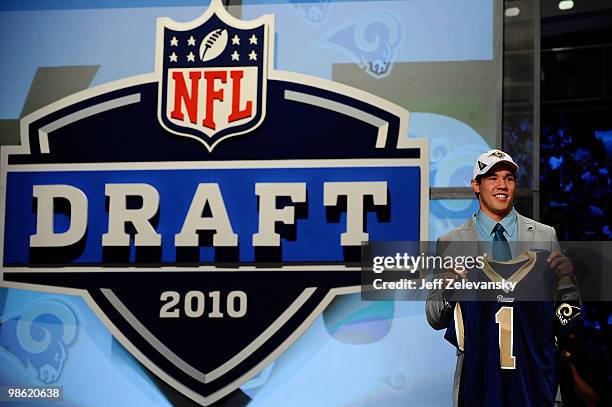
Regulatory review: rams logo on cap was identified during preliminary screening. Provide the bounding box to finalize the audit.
[491,150,504,158]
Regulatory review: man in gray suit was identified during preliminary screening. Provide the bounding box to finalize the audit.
[425,149,574,406]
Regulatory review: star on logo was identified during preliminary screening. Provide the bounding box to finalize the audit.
[187,36,196,46]
[248,50,257,61]
[169,52,178,63]
[231,34,240,45]
[249,34,258,45]
[231,50,240,61]
[187,52,195,62]
[170,36,178,46]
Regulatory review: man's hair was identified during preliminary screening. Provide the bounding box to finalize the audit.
[474,176,482,199]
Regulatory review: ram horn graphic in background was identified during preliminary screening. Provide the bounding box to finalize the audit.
[0,300,78,383]
[0,0,428,405]
[381,371,414,399]
[319,10,402,79]
[288,0,331,24]
[323,294,394,344]
[157,4,267,151]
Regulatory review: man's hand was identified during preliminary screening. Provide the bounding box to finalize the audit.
[443,268,467,280]
[547,250,574,278]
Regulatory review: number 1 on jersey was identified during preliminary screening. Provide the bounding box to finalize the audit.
[495,306,516,369]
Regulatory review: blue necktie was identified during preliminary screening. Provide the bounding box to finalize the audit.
[492,223,512,261]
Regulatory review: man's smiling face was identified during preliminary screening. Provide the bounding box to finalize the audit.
[471,163,516,222]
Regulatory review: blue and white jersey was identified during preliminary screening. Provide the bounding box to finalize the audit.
[445,250,579,407]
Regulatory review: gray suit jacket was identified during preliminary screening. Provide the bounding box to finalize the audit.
[425,212,560,406]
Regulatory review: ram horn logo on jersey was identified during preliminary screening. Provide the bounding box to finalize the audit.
[157,3,269,151]
[0,0,428,405]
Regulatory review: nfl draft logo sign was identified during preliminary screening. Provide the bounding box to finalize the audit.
[157,7,267,150]
[0,0,428,405]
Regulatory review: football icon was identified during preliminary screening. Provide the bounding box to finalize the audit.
[199,28,228,62]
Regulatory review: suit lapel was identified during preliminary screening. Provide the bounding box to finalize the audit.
[458,218,479,241]
[458,218,487,256]
[517,213,535,252]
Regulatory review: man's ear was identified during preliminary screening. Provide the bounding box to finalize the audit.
[471,179,480,194]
